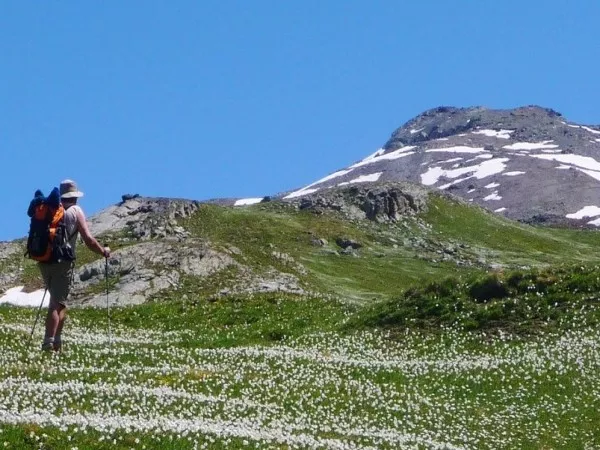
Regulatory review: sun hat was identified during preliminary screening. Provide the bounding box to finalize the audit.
[59,179,84,199]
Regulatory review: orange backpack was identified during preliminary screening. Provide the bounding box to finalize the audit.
[26,188,74,263]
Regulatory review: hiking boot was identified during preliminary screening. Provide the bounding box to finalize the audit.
[53,341,62,353]
[41,341,54,352]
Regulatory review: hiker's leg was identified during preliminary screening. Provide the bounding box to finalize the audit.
[54,305,68,351]
[44,301,64,340]
[41,262,72,351]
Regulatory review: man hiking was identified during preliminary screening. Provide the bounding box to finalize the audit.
[39,179,110,352]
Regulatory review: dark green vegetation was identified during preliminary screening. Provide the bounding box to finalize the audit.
[423,195,600,266]
[348,265,600,334]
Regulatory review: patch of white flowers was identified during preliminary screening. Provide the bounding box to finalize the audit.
[0,313,599,449]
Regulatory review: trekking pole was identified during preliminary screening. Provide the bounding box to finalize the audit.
[29,288,48,345]
[105,255,112,346]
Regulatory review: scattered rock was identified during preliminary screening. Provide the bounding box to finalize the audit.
[341,248,360,257]
[121,193,141,203]
[335,238,362,250]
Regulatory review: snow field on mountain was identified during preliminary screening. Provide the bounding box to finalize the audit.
[421,158,509,186]
[234,198,264,206]
[0,309,598,449]
[472,129,514,139]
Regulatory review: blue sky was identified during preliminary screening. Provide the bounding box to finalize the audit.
[2,1,599,240]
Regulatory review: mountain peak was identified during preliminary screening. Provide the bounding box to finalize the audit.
[384,105,564,149]
[281,105,600,228]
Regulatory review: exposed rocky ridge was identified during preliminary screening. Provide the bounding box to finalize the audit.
[70,239,305,307]
[71,240,236,307]
[88,196,201,239]
[281,106,600,227]
[384,106,566,148]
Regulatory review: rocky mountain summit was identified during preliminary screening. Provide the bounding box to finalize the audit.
[281,106,600,227]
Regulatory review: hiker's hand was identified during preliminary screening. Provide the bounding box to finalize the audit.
[103,247,111,259]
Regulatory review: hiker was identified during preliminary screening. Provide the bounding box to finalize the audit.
[38,179,110,352]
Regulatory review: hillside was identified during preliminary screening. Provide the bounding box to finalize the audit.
[3,181,600,308]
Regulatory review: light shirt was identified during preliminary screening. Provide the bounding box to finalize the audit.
[63,204,83,254]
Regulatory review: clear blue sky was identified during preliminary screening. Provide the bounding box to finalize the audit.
[2,1,599,240]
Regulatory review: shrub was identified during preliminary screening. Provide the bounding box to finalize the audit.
[468,274,509,302]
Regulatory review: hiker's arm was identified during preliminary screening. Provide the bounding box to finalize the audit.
[75,208,111,258]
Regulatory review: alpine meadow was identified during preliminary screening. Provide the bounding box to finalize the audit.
[3,117,600,449]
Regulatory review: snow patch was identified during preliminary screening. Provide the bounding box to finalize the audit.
[503,141,559,151]
[503,171,525,176]
[465,154,494,163]
[357,148,386,165]
[442,157,463,163]
[529,154,600,172]
[234,198,263,206]
[467,189,476,193]
[485,182,500,189]
[0,287,48,308]
[578,168,600,181]
[283,169,354,199]
[421,158,509,186]
[283,188,320,199]
[339,172,383,186]
[472,129,514,139]
[484,191,502,201]
[566,206,600,219]
[582,126,600,135]
[495,207,507,213]
[410,127,424,134]
[350,146,416,169]
[556,165,571,170]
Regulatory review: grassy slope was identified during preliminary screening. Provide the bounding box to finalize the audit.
[423,194,600,266]
[182,201,471,303]
[180,194,600,303]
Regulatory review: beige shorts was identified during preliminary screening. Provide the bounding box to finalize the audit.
[38,261,75,307]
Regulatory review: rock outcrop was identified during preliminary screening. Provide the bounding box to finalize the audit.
[88,196,201,239]
[289,182,429,222]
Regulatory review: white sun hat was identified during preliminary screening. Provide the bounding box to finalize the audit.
[59,179,84,199]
